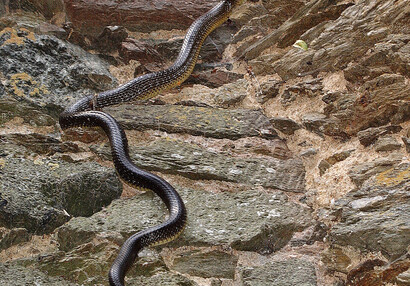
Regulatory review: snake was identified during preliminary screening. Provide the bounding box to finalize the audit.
[59,0,244,285]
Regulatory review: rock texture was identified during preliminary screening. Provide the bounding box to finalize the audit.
[107,104,278,139]
[1,0,409,285]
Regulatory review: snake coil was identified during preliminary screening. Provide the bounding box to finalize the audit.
[59,1,244,285]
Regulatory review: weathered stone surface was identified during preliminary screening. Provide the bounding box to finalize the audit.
[63,0,221,37]
[348,154,403,187]
[56,188,313,254]
[0,27,116,115]
[94,139,305,192]
[302,112,347,138]
[240,0,354,60]
[186,68,243,88]
[403,137,410,153]
[0,98,55,126]
[331,163,410,259]
[270,117,301,135]
[238,259,317,286]
[0,133,79,155]
[256,79,281,104]
[281,78,323,105]
[127,272,197,286]
[0,156,122,234]
[0,227,31,251]
[374,136,402,152]
[171,249,237,279]
[0,263,76,286]
[7,0,65,20]
[212,79,248,107]
[345,257,410,286]
[107,104,278,140]
[357,125,403,147]
[318,150,354,176]
[94,25,128,53]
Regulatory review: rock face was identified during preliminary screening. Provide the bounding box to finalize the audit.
[107,104,278,140]
[0,156,122,234]
[1,0,409,285]
[0,27,116,115]
[331,163,410,259]
[57,189,313,253]
[239,259,317,286]
[63,0,222,38]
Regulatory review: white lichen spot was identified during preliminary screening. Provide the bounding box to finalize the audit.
[266,167,276,174]
[350,196,386,209]
[229,169,243,175]
[267,209,281,218]
[203,166,216,172]
[171,153,184,159]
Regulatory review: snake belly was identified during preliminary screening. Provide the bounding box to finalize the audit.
[59,1,244,285]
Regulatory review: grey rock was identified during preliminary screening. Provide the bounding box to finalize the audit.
[0,98,55,126]
[348,154,403,187]
[0,28,116,115]
[256,79,281,104]
[397,269,410,285]
[374,136,402,152]
[331,163,410,259]
[56,188,313,255]
[270,117,301,135]
[357,125,403,147]
[94,139,305,192]
[171,250,238,279]
[403,137,410,153]
[239,259,317,286]
[0,156,122,234]
[247,52,287,76]
[0,227,31,251]
[213,79,248,107]
[300,148,318,157]
[302,112,346,138]
[281,78,323,105]
[127,272,197,286]
[0,263,76,286]
[240,0,353,60]
[107,104,278,140]
[0,133,79,155]
[318,150,354,176]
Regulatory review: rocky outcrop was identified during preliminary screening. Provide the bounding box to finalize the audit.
[107,104,278,139]
[56,188,313,253]
[0,27,116,116]
[63,0,222,38]
[0,142,122,234]
[238,259,317,286]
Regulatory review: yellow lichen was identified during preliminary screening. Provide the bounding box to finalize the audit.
[375,166,410,187]
[9,72,49,98]
[0,158,5,169]
[0,27,36,47]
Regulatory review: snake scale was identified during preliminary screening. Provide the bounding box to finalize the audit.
[59,1,244,285]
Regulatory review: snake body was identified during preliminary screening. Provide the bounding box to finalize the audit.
[59,1,244,285]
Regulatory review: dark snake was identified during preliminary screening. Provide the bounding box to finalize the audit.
[59,1,244,285]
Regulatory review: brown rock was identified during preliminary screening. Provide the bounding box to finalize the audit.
[374,136,402,152]
[270,117,301,135]
[357,125,403,147]
[63,0,221,40]
[94,25,128,52]
[119,38,163,64]
[318,150,354,176]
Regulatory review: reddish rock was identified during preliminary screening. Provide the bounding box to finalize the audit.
[120,38,163,64]
[63,0,221,40]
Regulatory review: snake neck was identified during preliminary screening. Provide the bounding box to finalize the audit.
[62,0,238,113]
